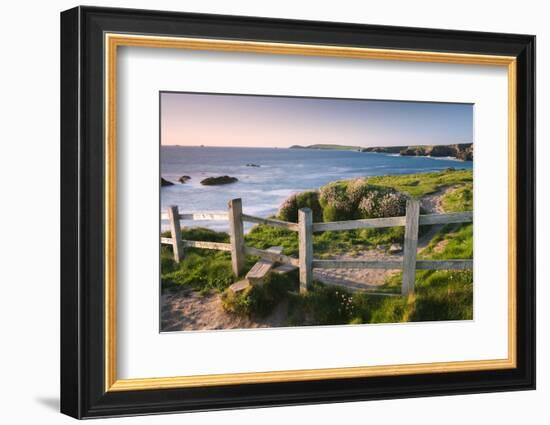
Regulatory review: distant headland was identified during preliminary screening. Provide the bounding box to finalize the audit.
[289,143,473,161]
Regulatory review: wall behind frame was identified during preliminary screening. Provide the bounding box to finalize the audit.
[0,1,543,425]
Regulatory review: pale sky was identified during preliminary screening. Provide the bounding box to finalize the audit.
[160,92,473,148]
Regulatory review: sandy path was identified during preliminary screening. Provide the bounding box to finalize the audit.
[161,290,289,332]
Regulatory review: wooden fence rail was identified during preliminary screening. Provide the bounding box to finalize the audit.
[161,198,473,296]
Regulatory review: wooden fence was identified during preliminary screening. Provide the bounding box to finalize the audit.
[161,198,473,296]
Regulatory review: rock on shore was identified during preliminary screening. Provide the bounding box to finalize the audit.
[200,176,238,186]
[161,177,174,187]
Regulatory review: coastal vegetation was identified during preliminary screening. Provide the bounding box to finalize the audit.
[161,168,474,328]
[366,168,471,198]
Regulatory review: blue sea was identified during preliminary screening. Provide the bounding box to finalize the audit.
[160,146,472,231]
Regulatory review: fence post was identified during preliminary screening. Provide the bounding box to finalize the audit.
[167,205,184,263]
[402,199,420,296]
[228,198,245,276]
[298,208,313,293]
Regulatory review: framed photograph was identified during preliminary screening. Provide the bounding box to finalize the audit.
[60,6,535,419]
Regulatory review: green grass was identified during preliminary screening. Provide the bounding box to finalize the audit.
[161,227,254,293]
[244,224,404,259]
[366,169,472,198]
[441,183,473,212]
[244,225,299,256]
[419,224,473,260]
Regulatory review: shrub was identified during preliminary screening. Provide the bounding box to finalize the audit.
[296,191,323,222]
[277,191,322,223]
[358,190,407,219]
[345,178,371,205]
[319,183,354,221]
[289,283,355,325]
[220,286,254,316]
[182,227,230,243]
[318,179,407,221]
[221,272,298,317]
[277,194,298,222]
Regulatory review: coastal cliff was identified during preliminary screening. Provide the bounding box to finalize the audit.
[362,143,473,161]
[289,143,473,161]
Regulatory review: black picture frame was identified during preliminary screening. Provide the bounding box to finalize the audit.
[60,5,535,419]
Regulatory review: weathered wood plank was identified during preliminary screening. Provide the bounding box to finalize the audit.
[182,240,232,251]
[298,208,313,293]
[312,216,406,232]
[167,205,184,263]
[402,199,420,295]
[312,259,472,271]
[244,246,299,267]
[163,210,472,226]
[242,214,299,231]
[246,246,283,284]
[416,260,473,270]
[228,279,251,293]
[272,264,298,275]
[312,260,402,269]
[162,211,228,221]
[419,211,473,225]
[228,199,246,276]
[160,237,173,245]
[180,212,228,221]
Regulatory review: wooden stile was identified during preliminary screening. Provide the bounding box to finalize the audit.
[228,198,246,276]
[298,208,313,293]
[167,205,184,263]
[246,246,283,285]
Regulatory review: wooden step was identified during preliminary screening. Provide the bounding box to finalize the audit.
[246,246,283,285]
[272,264,298,275]
[228,279,251,293]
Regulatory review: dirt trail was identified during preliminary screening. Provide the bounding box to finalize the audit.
[161,290,289,332]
